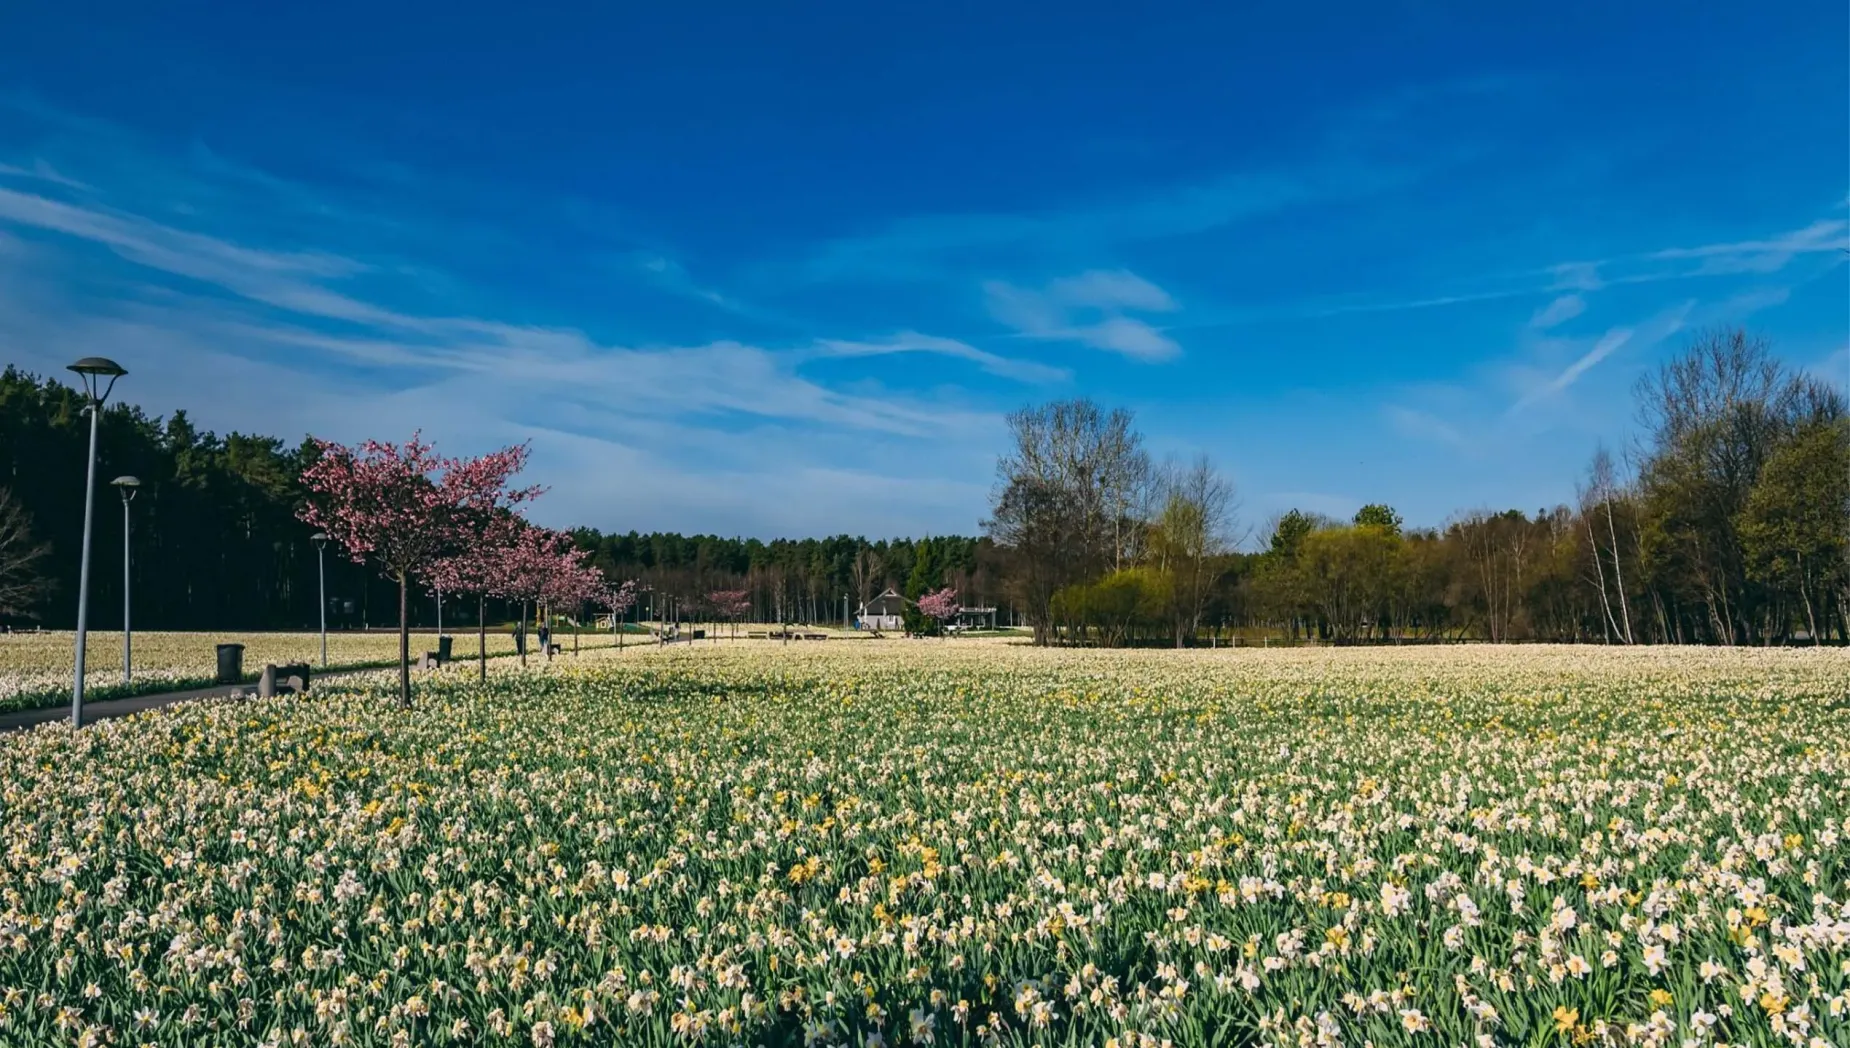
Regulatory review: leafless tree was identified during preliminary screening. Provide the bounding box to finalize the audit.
[1576,446,1634,643]
[986,399,1150,643]
[850,547,882,607]
[1151,456,1237,646]
[1634,328,1816,643]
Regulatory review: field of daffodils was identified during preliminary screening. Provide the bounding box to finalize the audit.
[1,642,1845,1047]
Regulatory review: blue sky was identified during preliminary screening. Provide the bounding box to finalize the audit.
[1,2,1845,540]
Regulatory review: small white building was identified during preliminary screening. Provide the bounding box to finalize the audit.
[855,588,907,631]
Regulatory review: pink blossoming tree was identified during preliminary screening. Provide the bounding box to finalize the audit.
[546,553,608,656]
[707,589,752,641]
[298,435,536,707]
[495,525,574,665]
[916,586,961,636]
[603,579,639,648]
[425,508,529,682]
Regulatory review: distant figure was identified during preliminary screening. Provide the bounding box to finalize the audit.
[538,622,551,658]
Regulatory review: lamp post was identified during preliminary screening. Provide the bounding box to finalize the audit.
[311,532,329,667]
[112,476,140,683]
[67,357,126,728]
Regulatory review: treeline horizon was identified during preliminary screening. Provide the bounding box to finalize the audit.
[981,328,1847,646]
[3,326,1845,643]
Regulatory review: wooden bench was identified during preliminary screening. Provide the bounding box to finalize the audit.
[257,663,311,697]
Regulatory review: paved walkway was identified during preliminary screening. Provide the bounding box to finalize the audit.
[0,668,376,734]
[0,640,656,735]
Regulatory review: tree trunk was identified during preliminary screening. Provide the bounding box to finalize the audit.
[1584,509,1618,642]
[1603,497,1634,643]
[397,573,411,709]
[520,600,529,666]
[478,594,487,682]
[1798,555,1819,645]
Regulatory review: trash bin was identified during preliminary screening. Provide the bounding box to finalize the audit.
[437,635,454,663]
[215,643,245,685]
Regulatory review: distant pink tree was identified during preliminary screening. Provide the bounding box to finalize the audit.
[299,434,536,707]
[546,554,607,656]
[426,509,528,681]
[496,526,574,665]
[603,579,639,648]
[916,586,961,636]
[708,588,752,641]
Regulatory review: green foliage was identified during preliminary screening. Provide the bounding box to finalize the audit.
[1297,525,1403,641]
[898,538,944,633]
[1268,509,1318,560]
[1051,566,1173,645]
[1739,417,1850,635]
[0,365,367,629]
[1352,503,1403,535]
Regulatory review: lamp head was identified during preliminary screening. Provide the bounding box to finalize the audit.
[310,531,329,549]
[67,357,127,405]
[112,476,140,502]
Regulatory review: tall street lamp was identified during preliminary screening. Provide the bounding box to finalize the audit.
[67,356,126,727]
[311,532,329,667]
[112,476,140,683]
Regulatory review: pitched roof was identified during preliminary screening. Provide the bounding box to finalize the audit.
[858,588,907,613]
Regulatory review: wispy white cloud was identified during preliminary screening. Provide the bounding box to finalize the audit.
[1546,262,1604,293]
[1528,293,1585,330]
[0,157,90,191]
[1806,343,1849,389]
[1045,269,1177,312]
[1382,404,1472,451]
[810,331,1068,383]
[1520,328,1634,406]
[1535,218,1850,291]
[790,148,1432,287]
[0,272,1008,535]
[984,269,1182,362]
[1259,215,1843,329]
[1508,300,1698,413]
[0,173,1055,425]
[1080,316,1181,361]
[0,151,1020,535]
[798,173,1308,284]
[0,184,391,326]
[1648,219,1849,274]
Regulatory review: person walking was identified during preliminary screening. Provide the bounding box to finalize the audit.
[538,621,551,659]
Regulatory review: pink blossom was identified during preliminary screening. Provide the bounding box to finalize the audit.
[603,579,640,615]
[297,434,537,706]
[916,586,960,622]
[706,589,752,620]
